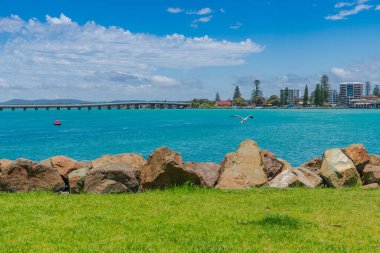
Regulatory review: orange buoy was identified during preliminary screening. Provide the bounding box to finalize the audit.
[54,120,61,126]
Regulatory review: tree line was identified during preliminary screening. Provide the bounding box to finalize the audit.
[192,75,379,108]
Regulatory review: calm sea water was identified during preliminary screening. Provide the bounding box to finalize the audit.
[0,109,379,166]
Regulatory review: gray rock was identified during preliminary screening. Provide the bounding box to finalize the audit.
[320,148,361,188]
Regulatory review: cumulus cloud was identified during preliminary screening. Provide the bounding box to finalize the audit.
[0,15,24,33]
[331,67,353,79]
[45,13,72,24]
[331,56,380,82]
[0,14,264,100]
[167,7,183,14]
[326,3,373,20]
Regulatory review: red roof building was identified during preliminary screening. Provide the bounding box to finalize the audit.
[216,101,232,106]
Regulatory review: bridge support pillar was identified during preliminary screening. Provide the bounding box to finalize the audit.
[98,106,101,110]
[88,106,92,110]
[135,104,139,109]
[107,106,112,110]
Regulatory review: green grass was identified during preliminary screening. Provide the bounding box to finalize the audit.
[0,187,379,253]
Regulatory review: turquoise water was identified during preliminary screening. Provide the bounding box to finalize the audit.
[0,109,379,166]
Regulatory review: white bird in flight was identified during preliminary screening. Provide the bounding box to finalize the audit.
[230,115,254,124]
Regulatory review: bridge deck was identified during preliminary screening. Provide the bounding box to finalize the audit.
[0,102,191,110]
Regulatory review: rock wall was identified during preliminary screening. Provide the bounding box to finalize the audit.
[0,140,378,193]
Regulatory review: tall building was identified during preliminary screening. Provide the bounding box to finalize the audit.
[374,85,380,96]
[280,89,300,103]
[328,89,338,106]
[339,82,363,106]
[365,82,371,96]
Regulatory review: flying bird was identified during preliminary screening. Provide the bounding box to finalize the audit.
[230,115,254,124]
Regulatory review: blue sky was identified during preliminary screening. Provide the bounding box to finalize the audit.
[0,0,379,101]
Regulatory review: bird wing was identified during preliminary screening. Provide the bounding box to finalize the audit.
[230,115,244,120]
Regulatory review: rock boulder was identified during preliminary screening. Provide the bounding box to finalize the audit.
[184,162,221,188]
[0,159,12,173]
[299,157,322,175]
[0,159,65,192]
[362,164,380,185]
[216,140,267,189]
[68,167,90,193]
[369,154,380,166]
[269,168,323,188]
[260,150,284,181]
[141,148,202,189]
[343,144,369,174]
[320,148,361,188]
[84,154,145,194]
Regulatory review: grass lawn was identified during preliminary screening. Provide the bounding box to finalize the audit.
[0,187,379,253]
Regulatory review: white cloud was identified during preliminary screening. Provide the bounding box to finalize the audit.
[376,5,380,10]
[186,8,213,15]
[326,4,373,20]
[196,16,213,23]
[190,15,213,28]
[334,2,356,8]
[330,57,380,82]
[331,67,353,79]
[0,14,264,100]
[0,15,24,33]
[45,13,72,24]
[167,7,183,14]
[230,22,243,30]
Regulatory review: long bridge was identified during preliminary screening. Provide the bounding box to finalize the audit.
[0,101,191,111]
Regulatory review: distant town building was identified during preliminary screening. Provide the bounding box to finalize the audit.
[328,89,338,106]
[280,89,300,103]
[215,100,232,106]
[374,85,380,96]
[339,82,363,106]
[351,95,380,108]
[365,82,371,96]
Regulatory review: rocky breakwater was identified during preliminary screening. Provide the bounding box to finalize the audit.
[0,140,379,194]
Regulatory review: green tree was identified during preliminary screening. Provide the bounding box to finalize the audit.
[233,85,242,100]
[215,92,221,102]
[233,97,248,107]
[303,85,309,106]
[251,80,263,104]
[320,75,329,102]
[284,87,289,105]
[266,95,280,107]
[314,84,322,106]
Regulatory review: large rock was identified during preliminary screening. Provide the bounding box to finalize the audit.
[68,167,89,193]
[216,140,267,189]
[184,162,221,188]
[369,154,380,166]
[269,168,323,188]
[41,156,91,179]
[343,144,369,174]
[141,148,202,189]
[0,159,12,173]
[0,159,65,192]
[361,183,379,189]
[84,154,145,194]
[260,150,284,181]
[92,154,144,170]
[299,157,322,175]
[362,164,380,185]
[320,148,361,188]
